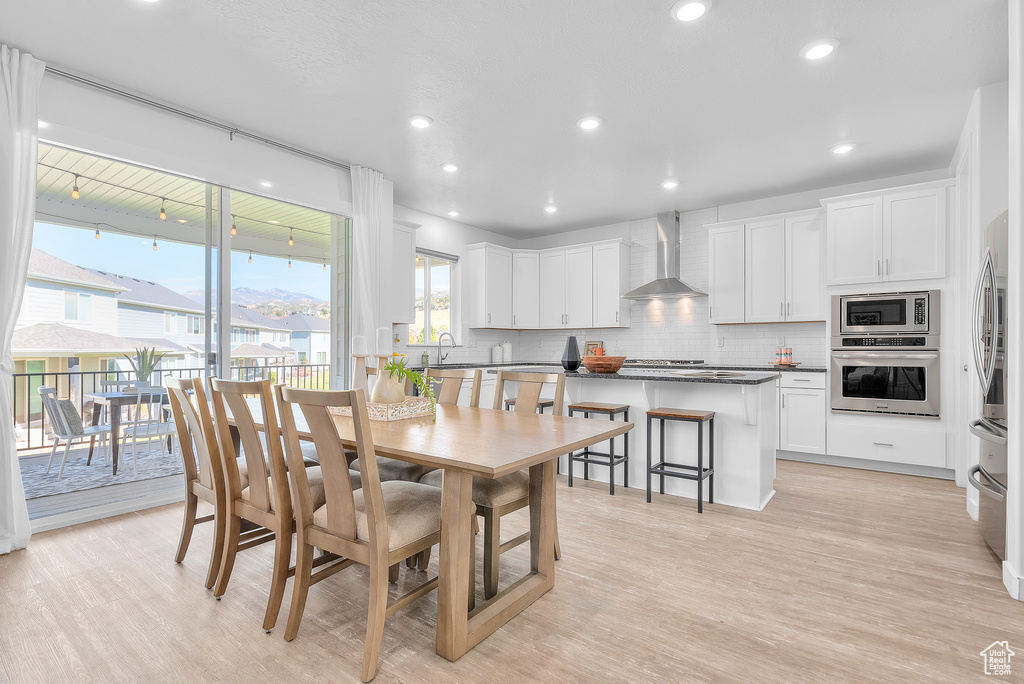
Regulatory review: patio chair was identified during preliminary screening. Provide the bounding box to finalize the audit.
[38,387,112,480]
[120,389,178,475]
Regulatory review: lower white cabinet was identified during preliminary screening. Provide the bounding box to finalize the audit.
[777,373,826,455]
[825,422,946,468]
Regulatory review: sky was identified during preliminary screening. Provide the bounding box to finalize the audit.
[33,222,330,299]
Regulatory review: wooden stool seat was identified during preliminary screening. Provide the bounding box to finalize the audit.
[567,401,629,413]
[646,407,715,421]
[505,397,554,410]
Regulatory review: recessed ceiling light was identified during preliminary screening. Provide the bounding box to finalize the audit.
[409,115,433,129]
[269,220,280,224]
[441,162,459,172]
[260,181,272,187]
[177,219,187,223]
[800,39,839,60]
[141,0,160,3]
[671,0,710,21]
[662,179,680,189]
[831,143,856,154]
[577,117,602,130]
[447,210,460,217]
[545,205,558,214]
[37,120,50,129]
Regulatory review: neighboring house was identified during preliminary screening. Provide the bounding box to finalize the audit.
[280,313,330,365]
[229,304,295,368]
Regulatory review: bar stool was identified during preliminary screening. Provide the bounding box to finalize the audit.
[504,397,554,413]
[646,408,715,512]
[566,401,630,495]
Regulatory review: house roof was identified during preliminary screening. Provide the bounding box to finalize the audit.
[27,249,127,292]
[85,268,204,314]
[231,342,293,358]
[11,323,178,356]
[279,313,330,332]
[231,304,289,331]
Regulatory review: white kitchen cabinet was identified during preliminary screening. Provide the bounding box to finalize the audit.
[592,241,630,327]
[779,390,826,455]
[708,225,745,324]
[826,421,946,468]
[390,223,417,324]
[538,249,567,328]
[744,219,785,323]
[464,243,512,328]
[784,213,826,321]
[565,246,594,328]
[823,183,947,285]
[512,251,539,329]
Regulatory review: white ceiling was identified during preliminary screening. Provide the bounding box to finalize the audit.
[3,0,1009,237]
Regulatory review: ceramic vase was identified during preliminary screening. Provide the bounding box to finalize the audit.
[561,336,581,372]
[370,371,406,404]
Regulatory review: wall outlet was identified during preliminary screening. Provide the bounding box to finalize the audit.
[716,334,725,348]
[776,335,785,346]
[466,336,476,348]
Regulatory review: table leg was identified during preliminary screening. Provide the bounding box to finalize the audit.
[529,459,557,581]
[88,404,101,465]
[436,469,474,661]
[110,405,120,476]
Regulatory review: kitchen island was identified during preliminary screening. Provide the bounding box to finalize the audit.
[487,366,779,511]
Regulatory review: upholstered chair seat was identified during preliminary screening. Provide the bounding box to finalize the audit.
[312,480,441,551]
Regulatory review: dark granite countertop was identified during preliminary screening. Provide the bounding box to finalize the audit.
[485,366,779,385]
[406,360,823,377]
[406,361,552,371]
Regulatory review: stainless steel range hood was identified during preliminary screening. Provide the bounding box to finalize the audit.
[621,211,706,300]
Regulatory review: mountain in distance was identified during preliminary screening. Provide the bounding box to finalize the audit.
[185,287,330,318]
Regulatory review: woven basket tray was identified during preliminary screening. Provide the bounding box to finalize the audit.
[329,397,433,422]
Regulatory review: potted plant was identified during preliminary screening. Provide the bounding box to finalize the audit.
[125,346,166,388]
[376,353,437,418]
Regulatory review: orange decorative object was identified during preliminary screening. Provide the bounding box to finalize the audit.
[580,355,626,373]
[594,347,606,356]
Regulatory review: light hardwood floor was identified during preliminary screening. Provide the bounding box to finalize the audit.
[1,460,1020,683]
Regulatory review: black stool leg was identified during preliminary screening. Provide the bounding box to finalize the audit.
[608,412,615,495]
[697,419,704,514]
[584,411,590,481]
[709,416,714,504]
[659,418,665,495]
[623,409,629,489]
[567,408,574,487]
[646,414,652,503]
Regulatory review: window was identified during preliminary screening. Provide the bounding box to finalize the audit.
[409,252,454,344]
[164,312,176,334]
[64,292,91,321]
[188,315,204,335]
[316,351,327,364]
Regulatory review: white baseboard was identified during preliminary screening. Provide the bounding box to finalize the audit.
[1004,561,1023,601]
[778,451,956,480]
[30,490,185,533]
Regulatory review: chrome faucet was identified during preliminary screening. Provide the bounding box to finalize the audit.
[437,331,456,365]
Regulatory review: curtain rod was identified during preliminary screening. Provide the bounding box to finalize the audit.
[44,66,353,172]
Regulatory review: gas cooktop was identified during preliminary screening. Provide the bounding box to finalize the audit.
[623,359,705,366]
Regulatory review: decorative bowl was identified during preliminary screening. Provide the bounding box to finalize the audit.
[580,355,626,373]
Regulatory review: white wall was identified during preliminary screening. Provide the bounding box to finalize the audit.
[18,280,119,333]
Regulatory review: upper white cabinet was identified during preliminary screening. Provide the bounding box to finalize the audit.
[592,241,630,327]
[467,239,630,330]
[708,225,745,324]
[709,210,824,325]
[391,223,418,324]
[465,244,512,328]
[512,251,539,329]
[823,182,947,285]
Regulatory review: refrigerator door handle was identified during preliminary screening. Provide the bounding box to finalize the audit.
[984,260,1001,394]
[972,250,993,392]
[969,418,1007,446]
[968,464,1006,502]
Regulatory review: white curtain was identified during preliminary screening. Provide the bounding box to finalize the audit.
[350,165,384,356]
[0,45,45,554]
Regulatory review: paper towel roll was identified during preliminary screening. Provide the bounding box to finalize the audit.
[502,340,512,363]
[491,344,503,364]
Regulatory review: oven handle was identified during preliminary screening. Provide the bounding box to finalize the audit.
[968,464,1006,502]
[969,418,1007,446]
[831,353,938,360]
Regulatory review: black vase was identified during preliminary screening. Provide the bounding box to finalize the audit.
[561,335,581,372]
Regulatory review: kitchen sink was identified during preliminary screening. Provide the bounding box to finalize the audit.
[675,371,747,378]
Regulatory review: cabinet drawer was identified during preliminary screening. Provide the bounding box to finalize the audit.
[825,422,945,468]
[779,372,825,389]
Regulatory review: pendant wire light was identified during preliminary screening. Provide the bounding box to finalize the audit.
[159,198,167,220]
[71,174,81,199]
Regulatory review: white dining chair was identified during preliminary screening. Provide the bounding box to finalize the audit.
[38,387,112,480]
[120,389,178,475]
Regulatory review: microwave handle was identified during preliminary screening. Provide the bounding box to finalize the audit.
[832,353,938,360]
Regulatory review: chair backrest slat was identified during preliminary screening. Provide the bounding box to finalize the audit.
[38,387,70,439]
[278,386,383,549]
[166,376,217,489]
[492,371,565,415]
[425,367,481,407]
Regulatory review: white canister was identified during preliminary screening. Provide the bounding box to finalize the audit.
[502,340,513,363]
[491,344,503,364]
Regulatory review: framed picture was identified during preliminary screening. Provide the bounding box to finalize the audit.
[584,341,603,356]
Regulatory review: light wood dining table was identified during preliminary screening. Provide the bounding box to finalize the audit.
[242,398,632,661]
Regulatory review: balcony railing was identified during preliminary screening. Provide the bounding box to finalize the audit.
[11,364,331,451]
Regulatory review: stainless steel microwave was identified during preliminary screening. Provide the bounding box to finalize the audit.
[832,291,939,337]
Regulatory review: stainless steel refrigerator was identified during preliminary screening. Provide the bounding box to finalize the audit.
[968,210,1008,560]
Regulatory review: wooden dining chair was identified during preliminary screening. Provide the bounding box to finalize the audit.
[276,385,442,682]
[166,376,227,589]
[208,377,332,633]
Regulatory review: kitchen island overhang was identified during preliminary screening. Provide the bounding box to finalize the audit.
[490,366,779,511]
